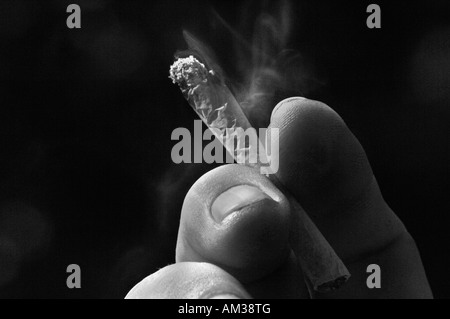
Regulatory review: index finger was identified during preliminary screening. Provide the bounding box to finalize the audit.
[270,97,405,259]
[270,97,432,298]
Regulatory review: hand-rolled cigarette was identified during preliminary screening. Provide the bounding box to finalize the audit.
[273,177,351,292]
[169,55,265,166]
[169,55,350,293]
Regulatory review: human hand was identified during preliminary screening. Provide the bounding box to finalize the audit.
[126,97,433,299]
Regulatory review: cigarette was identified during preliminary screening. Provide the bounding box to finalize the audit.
[169,55,350,293]
[169,55,264,166]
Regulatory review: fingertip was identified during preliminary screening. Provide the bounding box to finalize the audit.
[176,164,291,283]
[125,262,250,299]
[269,97,373,218]
[271,97,342,127]
[270,96,308,122]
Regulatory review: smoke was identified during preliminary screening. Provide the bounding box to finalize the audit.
[230,0,294,119]
[179,0,318,128]
[0,202,52,288]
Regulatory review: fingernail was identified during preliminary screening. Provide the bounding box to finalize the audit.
[209,294,241,299]
[211,185,270,222]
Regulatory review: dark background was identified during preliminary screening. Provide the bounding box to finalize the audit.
[0,0,449,298]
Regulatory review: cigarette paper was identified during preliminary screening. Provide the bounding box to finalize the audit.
[169,55,350,293]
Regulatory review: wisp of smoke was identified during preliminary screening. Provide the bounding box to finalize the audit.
[180,0,317,128]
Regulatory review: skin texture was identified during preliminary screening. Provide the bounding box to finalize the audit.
[126,97,433,299]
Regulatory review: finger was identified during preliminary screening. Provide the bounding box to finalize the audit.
[269,97,406,259]
[176,164,308,298]
[270,97,432,298]
[125,262,250,299]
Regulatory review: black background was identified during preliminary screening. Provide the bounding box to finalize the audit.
[0,0,449,298]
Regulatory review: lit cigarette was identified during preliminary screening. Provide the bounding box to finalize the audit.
[169,55,264,166]
[169,55,350,293]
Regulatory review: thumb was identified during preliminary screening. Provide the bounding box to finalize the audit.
[175,164,308,298]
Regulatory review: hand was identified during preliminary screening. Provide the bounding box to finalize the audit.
[126,97,433,299]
